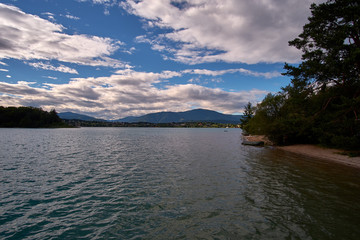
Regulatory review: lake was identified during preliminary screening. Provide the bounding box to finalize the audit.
[1,128,359,239]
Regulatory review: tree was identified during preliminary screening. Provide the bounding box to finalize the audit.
[284,0,360,117]
[246,0,360,149]
[245,93,288,143]
[285,0,360,88]
[0,106,68,128]
[284,0,360,149]
[240,102,254,133]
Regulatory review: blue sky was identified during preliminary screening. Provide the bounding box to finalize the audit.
[0,0,322,119]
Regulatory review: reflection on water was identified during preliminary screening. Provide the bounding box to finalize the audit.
[244,148,360,239]
[0,128,359,239]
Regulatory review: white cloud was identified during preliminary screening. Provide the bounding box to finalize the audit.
[79,0,120,15]
[0,69,267,119]
[183,68,281,79]
[123,0,324,64]
[93,0,113,4]
[6,75,11,78]
[79,0,119,5]
[63,14,80,20]
[0,61,8,66]
[0,69,9,72]
[17,81,36,85]
[27,62,79,74]
[0,3,127,68]
[42,12,56,21]
[42,12,54,17]
[43,76,58,80]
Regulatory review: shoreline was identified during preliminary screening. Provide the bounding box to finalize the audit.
[243,135,360,169]
[277,144,360,169]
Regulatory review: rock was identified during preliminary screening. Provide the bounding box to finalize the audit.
[242,141,265,146]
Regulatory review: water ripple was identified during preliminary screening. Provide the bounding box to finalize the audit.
[1,128,360,239]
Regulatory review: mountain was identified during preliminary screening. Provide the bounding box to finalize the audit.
[58,112,106,122]
[115,109,242,123]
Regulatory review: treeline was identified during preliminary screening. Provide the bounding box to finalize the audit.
[64,119,239,128]
[242,0,359,151]
[0,106,69,128]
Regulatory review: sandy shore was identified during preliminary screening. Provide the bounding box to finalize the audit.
[278,144,360,169]
[243,135,360,169]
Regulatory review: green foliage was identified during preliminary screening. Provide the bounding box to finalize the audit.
[0,106,69,128]
[240,102,254,133]
[245,0,360,150]
[286,0,360,87]
[245,93,297,144]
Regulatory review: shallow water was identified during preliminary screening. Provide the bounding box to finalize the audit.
[1,128,359,239]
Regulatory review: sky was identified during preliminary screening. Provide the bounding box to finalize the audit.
[0,0,323,119]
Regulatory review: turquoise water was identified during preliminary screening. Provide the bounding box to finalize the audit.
[0,128,359,239]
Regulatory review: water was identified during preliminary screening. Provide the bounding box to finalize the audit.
[0,128,359,239]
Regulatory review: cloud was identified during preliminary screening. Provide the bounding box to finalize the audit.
[122,47,136,55]
[122,0,324,64]
[183,68,281,79]
[0,81,44,96]
[17,81,36,85]
[0,61,8,66]
[0,69,8,72]
[42,12,56,21]
[63,14,80,20]
[91,0,114,4]
[6,75,11,78]
[27,62,79,74]
[0,3,127,68]
[43,76,58,80]
[0,69,267,119]
[79,0,120,15]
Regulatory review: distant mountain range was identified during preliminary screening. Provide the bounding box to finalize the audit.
[59,109,242,124]
[116,109,241,123]
[58,112,106,122]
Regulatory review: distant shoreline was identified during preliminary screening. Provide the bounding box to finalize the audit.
[243,135,360,170]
